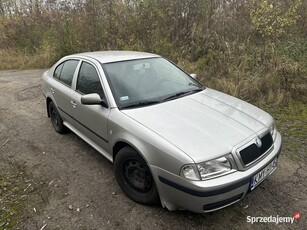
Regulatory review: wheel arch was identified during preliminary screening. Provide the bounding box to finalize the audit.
[46,97,53,117]
[112,140,145,163]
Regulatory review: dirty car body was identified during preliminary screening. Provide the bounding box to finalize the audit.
[42,51,282,213]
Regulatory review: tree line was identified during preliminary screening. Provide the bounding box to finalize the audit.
[0,0,306,103]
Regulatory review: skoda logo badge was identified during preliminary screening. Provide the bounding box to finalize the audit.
[255,137,262,148]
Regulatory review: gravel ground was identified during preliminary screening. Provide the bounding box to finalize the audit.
[0,69,306,230]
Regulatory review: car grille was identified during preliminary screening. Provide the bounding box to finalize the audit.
[239,133,273,166]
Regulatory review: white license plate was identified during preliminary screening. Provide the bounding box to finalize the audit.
[250,158,277,190]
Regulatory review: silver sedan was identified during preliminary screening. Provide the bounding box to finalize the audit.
[42,51,282,213]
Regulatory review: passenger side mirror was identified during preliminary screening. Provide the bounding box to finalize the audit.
[81,93,108,108]
[100,98,109,108]
[190,73,197,80]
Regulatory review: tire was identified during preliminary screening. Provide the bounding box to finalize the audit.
[114,147,159,205]
[48,101,66,134]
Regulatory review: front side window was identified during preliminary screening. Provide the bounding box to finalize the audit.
[76,62,105,98]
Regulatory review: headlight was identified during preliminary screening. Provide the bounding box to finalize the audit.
[197,155,233,180]
[270,122,277,140]
[180,154,235,181]
[180,165,200,180]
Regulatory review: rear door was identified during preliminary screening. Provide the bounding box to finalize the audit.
[69,61,111,153]
[49,59,80,123]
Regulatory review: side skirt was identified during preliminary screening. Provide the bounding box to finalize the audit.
[63,121,113,163]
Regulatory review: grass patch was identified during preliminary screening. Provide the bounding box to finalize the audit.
[0,170,26,229]
[0,161,48,230]
[273,102,307,139]
[265,101,307,158]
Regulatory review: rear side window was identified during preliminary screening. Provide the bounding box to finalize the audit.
[53,60,79,87]
[77,62,105,98]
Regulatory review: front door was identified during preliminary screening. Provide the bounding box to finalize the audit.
[69,61,110,154]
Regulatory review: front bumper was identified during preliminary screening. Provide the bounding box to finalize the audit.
[150,131,282,213]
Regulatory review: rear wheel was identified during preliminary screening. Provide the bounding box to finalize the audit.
[48,101,66,134]
[114,147,159,205]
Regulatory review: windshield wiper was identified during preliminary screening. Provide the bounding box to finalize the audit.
[163,88,204,102]
[121,88,204,109]
[121,100,161,109]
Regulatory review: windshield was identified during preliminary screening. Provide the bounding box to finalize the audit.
[103,57,203,109]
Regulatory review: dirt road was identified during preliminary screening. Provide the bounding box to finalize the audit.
[0,70,306,230]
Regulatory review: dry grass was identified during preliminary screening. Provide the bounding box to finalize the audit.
[179,52,306,107]
[207,76,285,107]
[1,48,305,108]
[0,48,56,70]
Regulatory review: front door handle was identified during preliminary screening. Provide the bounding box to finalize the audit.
[51,88,55,93]
[71,101,77,108]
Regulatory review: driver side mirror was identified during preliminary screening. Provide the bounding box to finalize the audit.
[190,73,197,80]
[81,93,108,108]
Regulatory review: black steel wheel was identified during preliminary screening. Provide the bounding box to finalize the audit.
[114,147,159,205]
[48,101,66,134]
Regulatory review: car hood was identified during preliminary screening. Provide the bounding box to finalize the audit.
[122,88,273,163]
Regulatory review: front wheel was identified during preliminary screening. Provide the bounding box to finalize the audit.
[114,147,159,205]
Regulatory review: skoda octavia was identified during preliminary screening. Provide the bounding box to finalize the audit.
[42,51,282,213]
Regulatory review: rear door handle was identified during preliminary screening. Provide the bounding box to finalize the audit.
[71,101,77,108]
[51,88,55,93]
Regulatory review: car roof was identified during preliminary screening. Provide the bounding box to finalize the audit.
[67,51,160,64]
